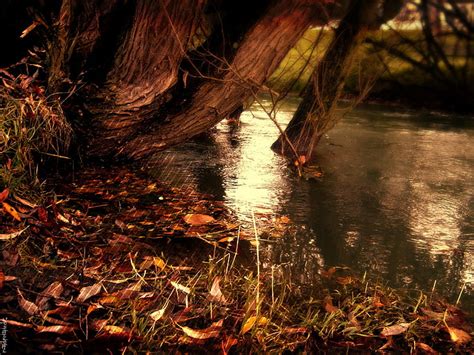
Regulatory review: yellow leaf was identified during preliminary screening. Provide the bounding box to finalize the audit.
[150,307,166,321]
[171,281,191,294]
[181,323,221,340]
[0,227,28,241]
[152,256,166,270]
[241,316,269,335]
[183,214,215,226]
[2,202,21,221]
[447,326,472,344]
[102,325,127,334]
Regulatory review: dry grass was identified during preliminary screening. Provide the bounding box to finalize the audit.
[0,68,72,191]
[1,167,471,353]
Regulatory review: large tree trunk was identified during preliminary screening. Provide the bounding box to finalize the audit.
[84,0,205,155]
[118,0,321,159]
[9,0,382,161]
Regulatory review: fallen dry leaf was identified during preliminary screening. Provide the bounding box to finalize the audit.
[416,342,438,354]
[149,307,167,321]
[446,326,472,344]
[2,202,21,221]
[282,327,308,334]
[221,335,238,354]
[0,188,9,203]
[324,296,339,313]
[171,281,191,294]
[76,283,102,303]
[36,281,64,309]
[241,316,269,335]
[13,193,37,208]
[37,325,76,334]
[18,289,39,315]
[381,323,410,337]
[1,319,33,328]
[183,214,215,226]
[181,320,223,340]
[0,227,28,241]
[209,277,227,304]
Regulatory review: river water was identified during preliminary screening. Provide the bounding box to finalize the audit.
[149,96,474,312]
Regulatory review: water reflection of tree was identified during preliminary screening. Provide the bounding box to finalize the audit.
[269,117,473,309]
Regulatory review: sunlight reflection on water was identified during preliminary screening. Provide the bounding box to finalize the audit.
[149,96,474,311]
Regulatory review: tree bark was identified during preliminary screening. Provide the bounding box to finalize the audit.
[271,0,386,159]
[84,0,205,155]
[119,0,320,159]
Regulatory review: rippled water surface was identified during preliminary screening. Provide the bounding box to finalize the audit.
[149,96,474,311]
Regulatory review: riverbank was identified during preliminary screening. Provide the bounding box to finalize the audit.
[0,166,472,353]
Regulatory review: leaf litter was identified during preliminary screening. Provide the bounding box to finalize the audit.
[0,167,472,353]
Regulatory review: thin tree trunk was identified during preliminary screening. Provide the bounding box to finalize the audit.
[271,0,381,159]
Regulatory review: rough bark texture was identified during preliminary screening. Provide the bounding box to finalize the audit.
[86,0,205,154]
[271,0,382,158]
[119,0,320,159]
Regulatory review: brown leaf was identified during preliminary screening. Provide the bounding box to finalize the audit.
[2,249,19,266]
[323,296,339,313]
[101,325,129,335]
[183,214,215,226]
[381,323,410,337]
[18,289,39,315]
[221,336,238,354]
[348,311,361,330]
[37,325,76,334]
[45,305,75,319]
[320,267,336,279]
[87,303,103,316]
[37,207,48,222]
[36,281,64,309]
[372,295,385,308]
[277,216,290,224]
[217,237,235,243]
[2,202,21,221]
[209,277,227,304]
[446,326,472,344]
[0,188,9,203]
[13,194,37,208]
[1,319,33,328]
[416,342,438,354]
[283,327,308,334]
[76,283,102,303]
